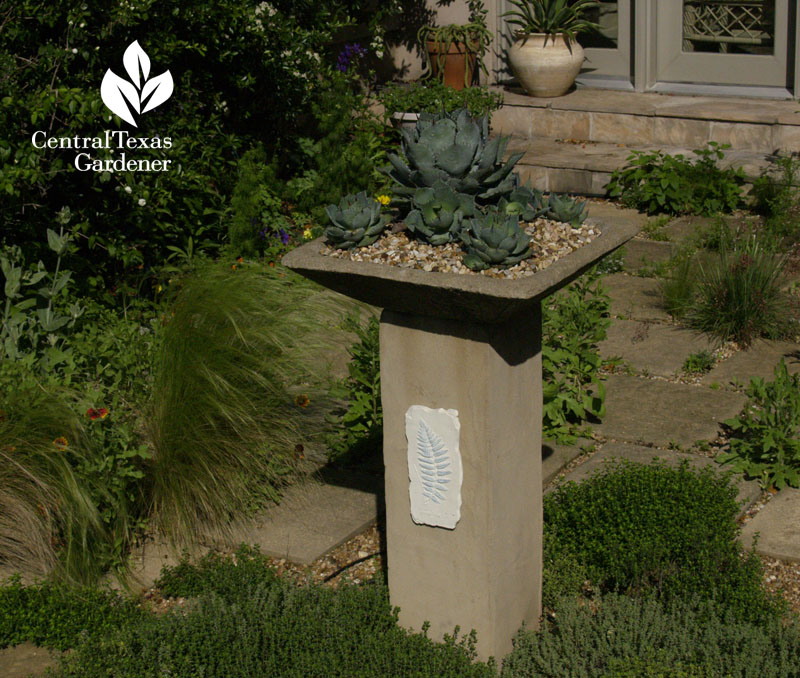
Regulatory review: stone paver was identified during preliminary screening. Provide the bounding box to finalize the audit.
[702,340,800,388]
[603,273,671,322]
[740,488,800,562]
[542,438,591,486]
[547,442,760,512]
[622,238,674,272]
[599,320,714,377]
[0,643,57,678]
[227,469,381,565]
[594,374,746,448]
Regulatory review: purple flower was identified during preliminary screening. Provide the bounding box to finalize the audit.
[336,43,367,73]
[278,228,289,245]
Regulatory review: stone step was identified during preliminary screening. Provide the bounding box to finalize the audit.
[594,374,746,448]
[547,441,761,515]
[507,136,770,197]
[493,87,800,155]
[740,487,800,562]
[602,273,671,323]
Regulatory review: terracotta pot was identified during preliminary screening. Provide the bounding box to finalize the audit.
[426,39,477,91]
[508,33,584,97]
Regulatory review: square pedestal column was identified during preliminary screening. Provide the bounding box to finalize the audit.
[380,306,543,662]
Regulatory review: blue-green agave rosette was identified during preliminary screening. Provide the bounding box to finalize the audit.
[324,192,390,250]
[405,182,476,245]
[460,212,533,271]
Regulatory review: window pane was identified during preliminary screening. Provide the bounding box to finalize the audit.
[581,0,619,49]
[682,0,775,55]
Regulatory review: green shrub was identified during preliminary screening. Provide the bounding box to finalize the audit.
[543,460,782,624]
[751,154,800,245]
[0,576,143,651]
[542,269,610,443]
[325,314,383,462]
[379,82,504,118]
[682,350,715,375]
[688,237,788,347]
[145,261,340,544]
[607,143,745,216]
[57,553,496,678]
[720,359,800,489]
[502,594,800,678]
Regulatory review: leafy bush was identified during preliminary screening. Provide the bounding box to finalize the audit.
[57,550,496,678]
[720,359,800,489]
[683,350,715,375]
[607,143,746,216]
[326,314,383,462]
[688,237,788,347]
[543,460,782,624]
[542,269,610,443]
[0,576,142,651]
[145,261,340,544]
[502,594,800,678]
[751,154,800,245]
[379,82,503,118]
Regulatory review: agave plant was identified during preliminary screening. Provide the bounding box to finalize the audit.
[405,182,476,245]
[324,192,390,249]
[498,184,548,221]
[385,109,523,204]
[460,212,533,271]
[545,193,589,226]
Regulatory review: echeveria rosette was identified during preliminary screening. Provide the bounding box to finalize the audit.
[460,212,533,271]
[385,109,523,204]
[545,193,589,226]
[324,192,390,250]
[405,182,476,245]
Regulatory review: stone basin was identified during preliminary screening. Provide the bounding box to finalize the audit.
[282,211,640,324]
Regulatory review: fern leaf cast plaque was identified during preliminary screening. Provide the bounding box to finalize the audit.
[405,406,462,529]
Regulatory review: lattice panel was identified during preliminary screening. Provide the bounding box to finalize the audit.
[684,1,772,44]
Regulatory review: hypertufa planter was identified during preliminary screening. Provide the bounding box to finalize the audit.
[283,208,638,661]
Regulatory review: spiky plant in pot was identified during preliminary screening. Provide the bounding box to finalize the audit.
[545,193,589,226]
[385,109,523,204]
[460,212,533,271]
[405,182,476,245]
[325,192,390,250]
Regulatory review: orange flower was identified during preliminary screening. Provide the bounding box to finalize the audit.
[295,394,310,408]
[232,264,237,270]
[237,256,244,263]
[53,437,68,449]
[86,408,109,420]
[2,445,16,453]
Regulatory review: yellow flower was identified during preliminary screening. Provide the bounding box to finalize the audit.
[295,394,310,408]
[53,437,68,449]
[303,228,313,240]
[376,194,391,206]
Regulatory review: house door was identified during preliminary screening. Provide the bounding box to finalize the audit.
[579,0,634,87]
[653,0,793,92]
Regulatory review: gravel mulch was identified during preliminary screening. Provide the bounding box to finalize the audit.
[322,218,598,280]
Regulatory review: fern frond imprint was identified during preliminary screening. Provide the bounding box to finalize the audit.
[416,419,452,504]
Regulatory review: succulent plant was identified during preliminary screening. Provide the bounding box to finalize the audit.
[405,182,476,245]
[545,193,589,226]
[497,184,548,221]
[324,192,390,249]
[385,109,523,204]
[460,212,533,271]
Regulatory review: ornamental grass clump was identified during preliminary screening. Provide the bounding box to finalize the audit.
[688,237,789,347]
[146,261,341,545]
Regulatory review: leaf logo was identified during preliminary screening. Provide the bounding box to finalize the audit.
[416,420,452,504]
[101,41,173,127]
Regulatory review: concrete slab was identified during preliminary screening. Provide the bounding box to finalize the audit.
[701,340,800,388]
[542,438,592,486]
[594,375,747,448]
[227,469,381,565]
[548,442,760,512]
[740,488,800,562]
[598,320,714,377]
[0,643,57,678]
[622,239,674,272]
[602,273,672,322]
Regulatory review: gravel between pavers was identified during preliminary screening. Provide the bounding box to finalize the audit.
[322,217,598,279]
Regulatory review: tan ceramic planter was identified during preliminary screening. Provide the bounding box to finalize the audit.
[508,33,584,97]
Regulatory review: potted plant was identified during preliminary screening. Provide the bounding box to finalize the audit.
[417,0,492,90]
[379,81,504,130]
[503,0,600,97]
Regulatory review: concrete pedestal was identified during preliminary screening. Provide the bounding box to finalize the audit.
[380,307,543,661]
